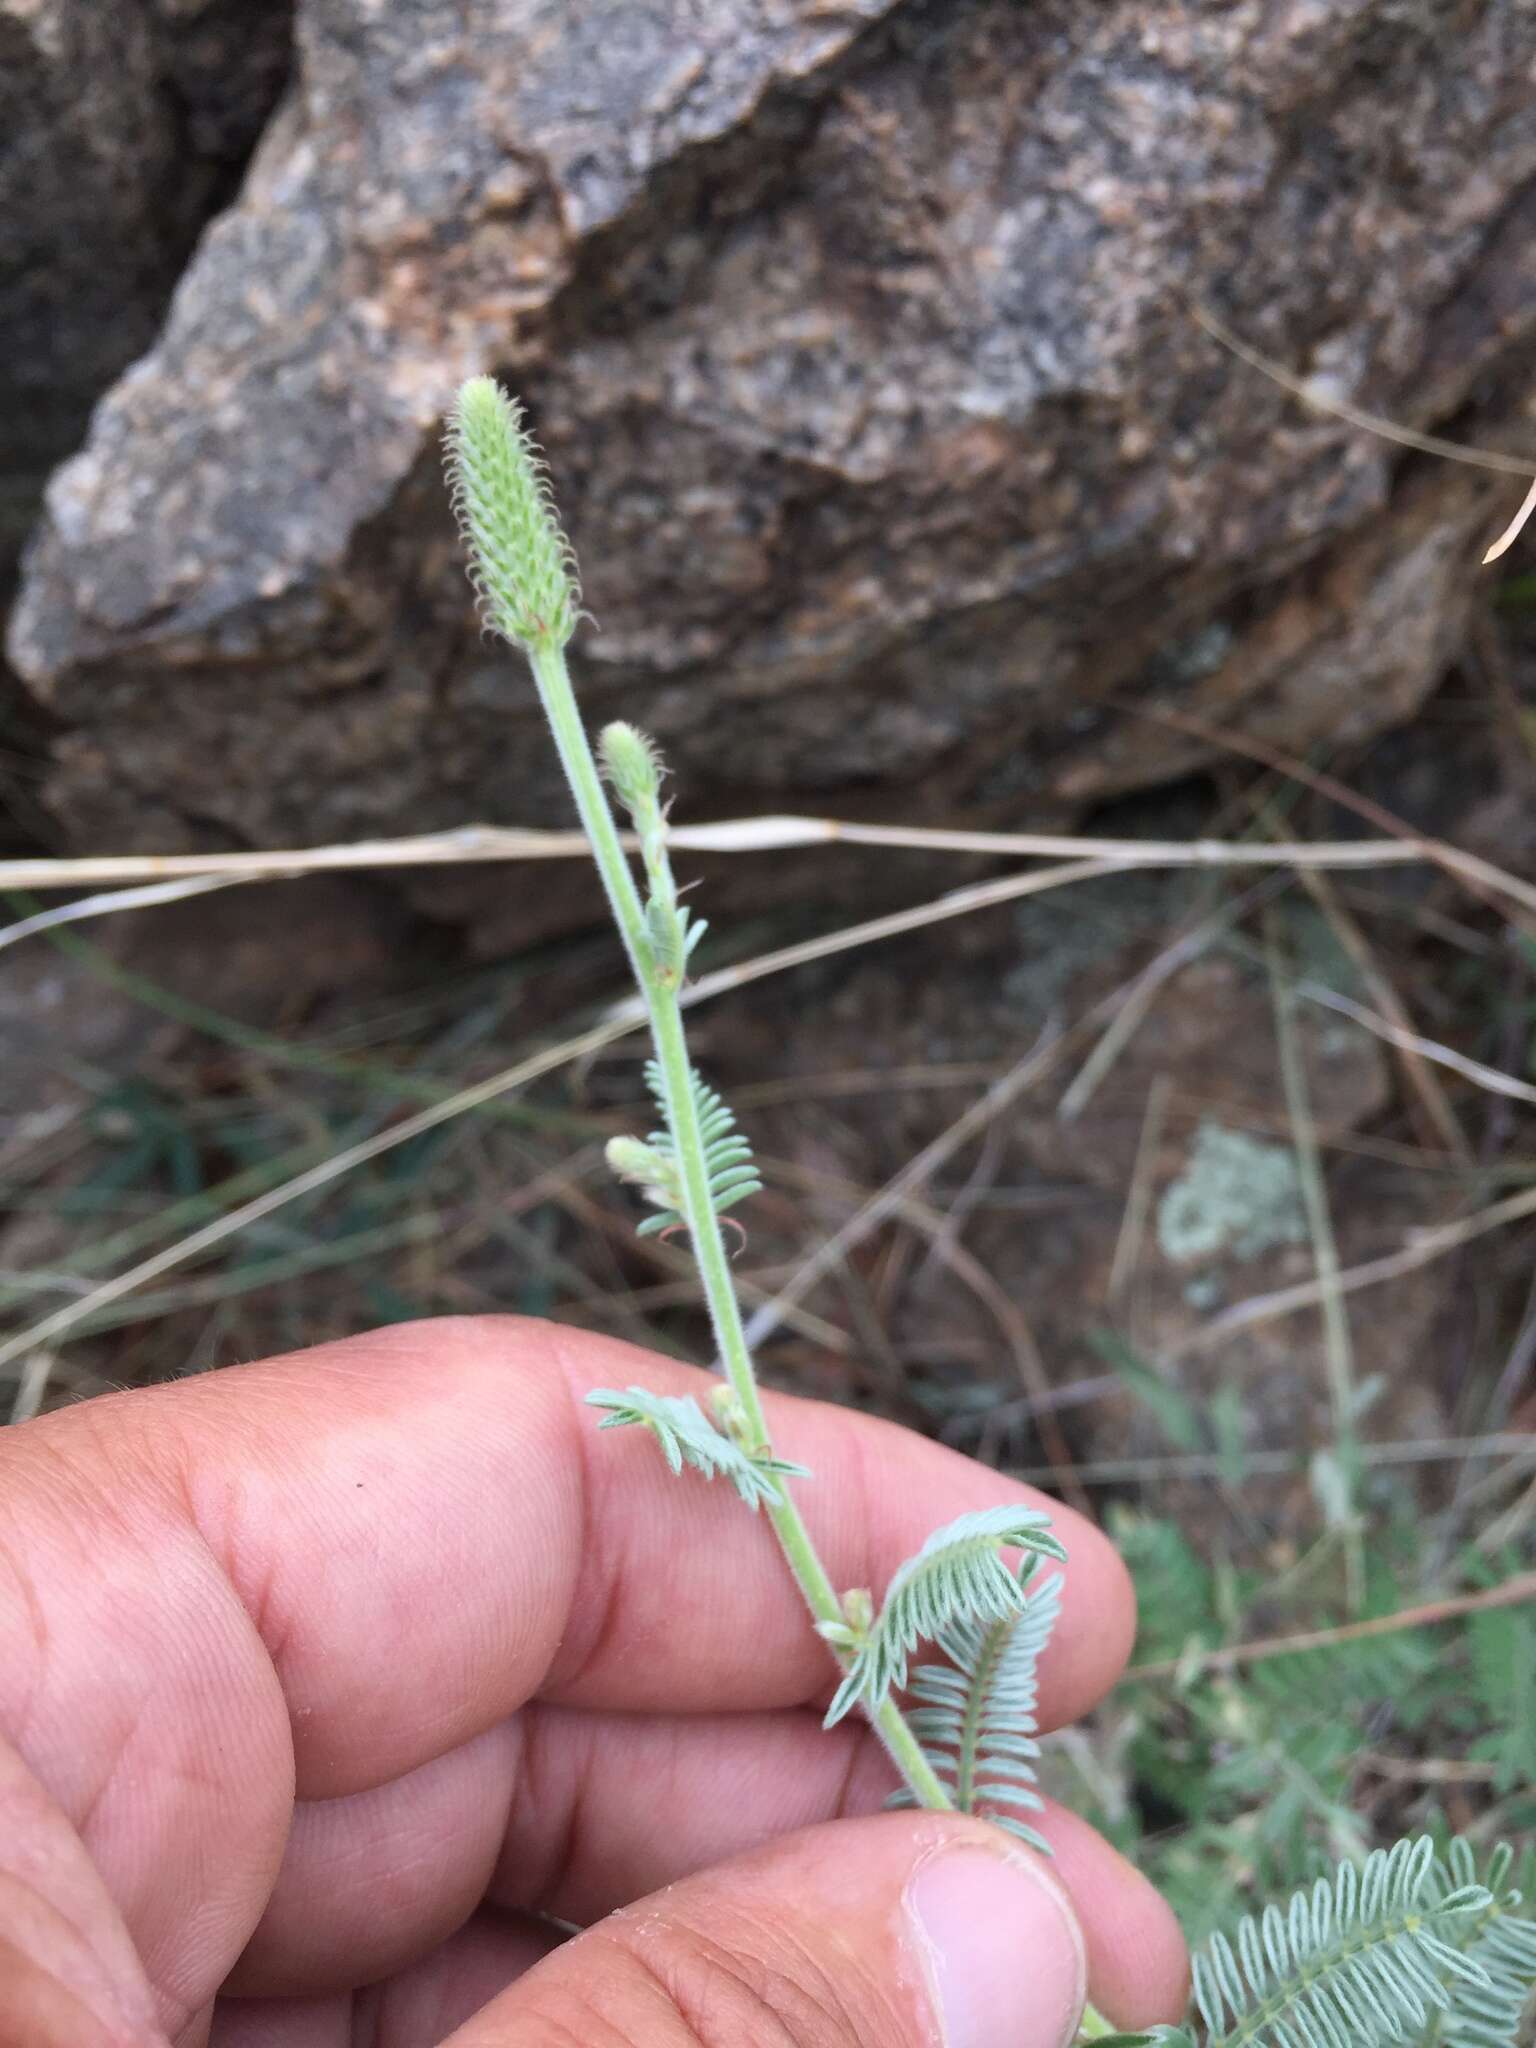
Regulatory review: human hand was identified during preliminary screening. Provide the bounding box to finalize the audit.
[0,1316,1187,2046]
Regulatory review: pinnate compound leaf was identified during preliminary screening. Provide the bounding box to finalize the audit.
[1424,1838,1536,2048]
[888,1567,1063,1852]
[616,1063,761,1239]
[585,1385,807,1511]
[824,1504,1066,1727]
[1189,1836,1496,2048]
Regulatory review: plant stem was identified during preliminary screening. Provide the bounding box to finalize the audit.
[531,638,1114,2041]
[527,642,952,1809]
[527,645,655,981]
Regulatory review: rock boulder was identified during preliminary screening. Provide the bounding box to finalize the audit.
[7,0,1536,926]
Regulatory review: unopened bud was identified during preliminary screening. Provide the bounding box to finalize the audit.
[445,377,580,649]
[605,1134,667,1184]
[599,722,666,816]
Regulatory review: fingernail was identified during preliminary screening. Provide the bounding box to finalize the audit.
[908,1844,1086,2048]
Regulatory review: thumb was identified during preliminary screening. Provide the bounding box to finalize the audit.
[445,1812,1087,2048]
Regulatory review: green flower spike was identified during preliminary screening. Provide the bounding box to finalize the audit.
[445,376,581,649]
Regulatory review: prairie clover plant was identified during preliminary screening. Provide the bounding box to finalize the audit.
[444,376,1536,2048]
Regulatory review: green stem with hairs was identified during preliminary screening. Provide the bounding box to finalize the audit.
[529,643,952,1810]
[532,639,1112,2036]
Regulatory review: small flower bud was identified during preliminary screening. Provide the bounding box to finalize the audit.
[710,1384,743,1428]
[599,722,666,817]
[605,1135,668,1185]
[840,1587,875,1636]
[645,897,686,981]
[815,1619,860,1653]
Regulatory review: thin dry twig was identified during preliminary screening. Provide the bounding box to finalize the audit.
[1168,1183,1536,1364]
[605,858,1120,1033]
[769,1153,1088,1509]
[1267,911,1363,1605]
[738,897,1280,1488]
[11,740,1535,1423]
[0,874,248,957]
[1124,1569,1536,1683]
[910,1222,1087,1514]
[1108,1074,1172,1308]
[8,1351,57,1428]
[0,815,1529,891]
[1299,981,1536,1108]
[733,1062,1006,1108]
[1,1016,633,1417]
[909,1120,1007,1293]
[1139,702,1536,931]
[741,1027,1070,1347]
[1057,873,1290,1121]
[555,1172,851,1354]
[1482,474,1536,565]
[1010,1432,1536,1489]
[1356,1752,1500,1786]
[1191,301,1536,486]
[1292,866,1471,1161]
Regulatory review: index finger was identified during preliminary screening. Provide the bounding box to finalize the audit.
[3,1316,1134,1808]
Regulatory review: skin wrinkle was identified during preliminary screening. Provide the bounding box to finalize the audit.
[542,1718,597,1928]
[0,1530,52,1743]
[0,1429,142,1773]
[355,1906,560,2048]
[208,1485,302,1696]
[0,1870,125,2023]
[489,1712,531,1925]
[517,1987,635,2048]
[455,1326,584,1736]
[4,1474,253,2031]
[0,1933,135,2048]
[223,1696,1180,2013]
[174,1369,374,1755]
[175,2005,211,2048]
[830,1710,884,1828]
[540,1328,631,1697]
[228,1725,524,1999]
[697,1918,852,2048]
[607,1915,819,2048]
[0,1736,165,2044]
[250,1692,929,1966]
[587,1928,721,2048]
[114,1521,293,2013]
[352,1981,385,2048]
[1,1412,291,2035]
[70,1705,155,1872]
[507,1703,592,1922]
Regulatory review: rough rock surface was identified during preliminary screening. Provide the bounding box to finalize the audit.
[7,0,1536,920]
[0,0,295,585]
